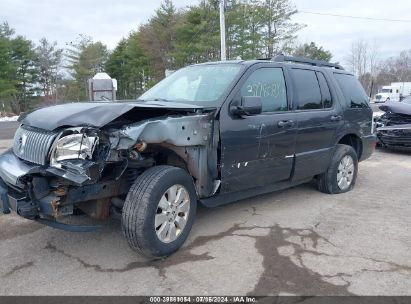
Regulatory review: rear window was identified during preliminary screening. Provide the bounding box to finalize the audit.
[291,69,322,110]
[334,73,369,108]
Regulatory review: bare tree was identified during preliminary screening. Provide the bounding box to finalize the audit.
[345,39,380,96]
[346,39,368,77]
[392,50,411,82]
[373,50,411,94]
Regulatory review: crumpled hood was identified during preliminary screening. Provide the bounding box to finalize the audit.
[378,123,411,130]
[20,101,206,131]
[379,102,411,116]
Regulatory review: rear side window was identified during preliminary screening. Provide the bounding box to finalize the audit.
[316,72,332,108]
[291,69,322,110]
[240,67,287,112]
[334,73,369,108]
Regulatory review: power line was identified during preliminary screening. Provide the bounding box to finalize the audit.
[298,10,411,23]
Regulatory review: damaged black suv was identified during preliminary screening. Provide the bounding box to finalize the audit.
[0,55,376,258]
[375,99,411,151]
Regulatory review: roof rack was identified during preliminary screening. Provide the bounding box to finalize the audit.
[258,54,344,70]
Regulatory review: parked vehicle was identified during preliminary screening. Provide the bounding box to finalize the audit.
[403,95,411,105]
[0,55,376,258]
[373,82,411,103]
[375,101,411,151]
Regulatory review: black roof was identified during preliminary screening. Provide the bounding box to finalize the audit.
[195,55,345,71]
[258,54,344,70]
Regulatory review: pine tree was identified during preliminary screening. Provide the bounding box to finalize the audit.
[65,35,108,100]
[35,38,63,103]
[293,42,333,62]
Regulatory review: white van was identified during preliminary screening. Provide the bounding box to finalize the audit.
[373,82,411,103]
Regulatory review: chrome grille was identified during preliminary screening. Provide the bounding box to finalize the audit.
[13,126,58,165]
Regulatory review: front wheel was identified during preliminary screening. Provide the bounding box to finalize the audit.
[122,166,197,259]
[317,144,358,194]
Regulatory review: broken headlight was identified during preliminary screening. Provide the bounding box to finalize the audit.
[51,133,99,166]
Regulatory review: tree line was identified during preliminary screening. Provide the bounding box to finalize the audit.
[0,0,410,115]
[346,39,411,97]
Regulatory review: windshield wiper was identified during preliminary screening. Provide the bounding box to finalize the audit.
[138,98,191,103]
[138,98,171,102]
[153,98,171,102]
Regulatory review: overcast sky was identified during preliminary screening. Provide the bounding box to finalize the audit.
[1,0,411,65]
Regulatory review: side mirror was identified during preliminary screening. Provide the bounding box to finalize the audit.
[230,96,262,116]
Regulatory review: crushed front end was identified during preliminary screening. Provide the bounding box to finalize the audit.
[0,105,217,231]
[0,125,138,231]
[376,102,411,151]
[377,125,411,151]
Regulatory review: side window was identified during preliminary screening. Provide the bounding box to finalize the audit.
[291,69,322,110]
[316,72,332,108]
[334,73,369,109]
[240,68,287,112]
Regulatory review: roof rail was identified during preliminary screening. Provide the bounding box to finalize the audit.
[258,54,344,70]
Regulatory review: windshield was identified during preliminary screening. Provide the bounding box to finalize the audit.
[139,64,242,106]
[380,88,392,93]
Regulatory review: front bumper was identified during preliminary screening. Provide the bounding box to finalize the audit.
[377,125,411,151]
[0,149,42,188]
[0,182,101,232]
[0,149,131,231]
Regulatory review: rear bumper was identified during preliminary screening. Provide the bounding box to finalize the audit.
[360,134,377,161]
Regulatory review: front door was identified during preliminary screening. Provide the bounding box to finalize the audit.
[219,65,297,194]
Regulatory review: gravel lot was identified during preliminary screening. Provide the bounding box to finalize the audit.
[0,137,410,295]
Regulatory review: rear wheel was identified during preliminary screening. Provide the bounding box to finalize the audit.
[122,166,197,258]
[317,144,358,194]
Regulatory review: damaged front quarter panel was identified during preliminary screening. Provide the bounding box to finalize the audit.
[109,113,220,198]
[109,114,212,148]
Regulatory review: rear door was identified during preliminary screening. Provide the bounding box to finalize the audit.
[219,64,297,193]
[290,68,344,181]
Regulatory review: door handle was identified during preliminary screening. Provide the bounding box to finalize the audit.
[330,115,342,122]
[278,120,295,128]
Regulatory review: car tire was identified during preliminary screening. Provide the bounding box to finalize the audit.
[122,165,197,259]
[317,144,358,194]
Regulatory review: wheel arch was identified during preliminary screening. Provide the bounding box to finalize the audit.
[149,145,189,172]
[142,144,216,198]
[337,133,363,160]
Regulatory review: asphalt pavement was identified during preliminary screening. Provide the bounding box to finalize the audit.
[0,109,410,296]
[0,144,410,295]
[0,121,19,140]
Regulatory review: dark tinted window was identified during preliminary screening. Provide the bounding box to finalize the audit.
[241,68,287,112]
[292,69,322,110]
[316,72,332,108]
[334,73,369,108]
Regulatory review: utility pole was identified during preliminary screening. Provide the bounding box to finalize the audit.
[219,0,226,61]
